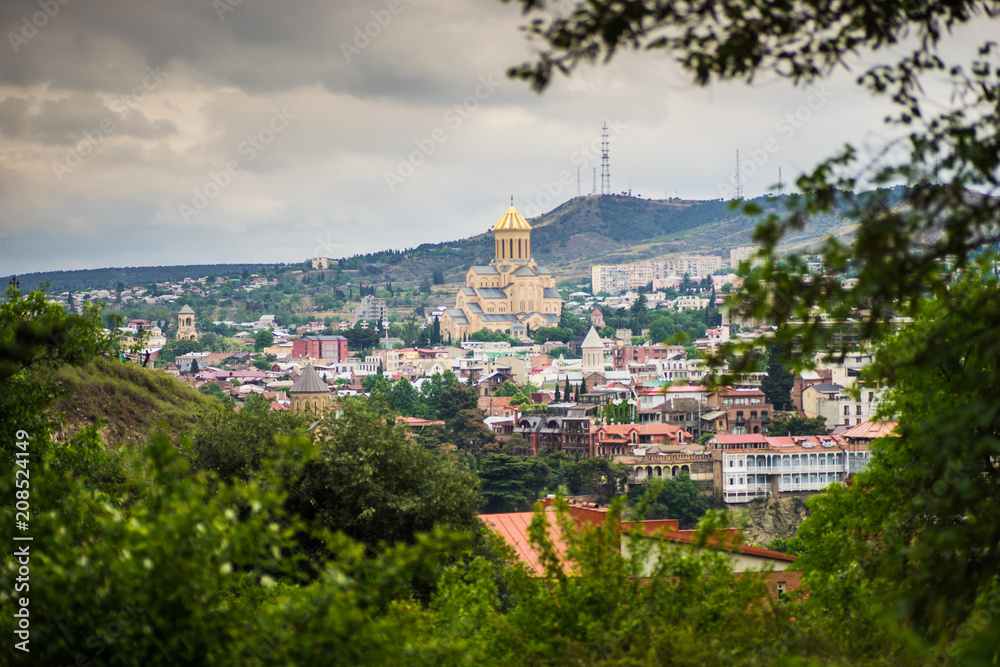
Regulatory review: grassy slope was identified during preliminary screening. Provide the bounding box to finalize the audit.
[53,357,214,447]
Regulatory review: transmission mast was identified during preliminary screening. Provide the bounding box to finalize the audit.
[777,167,784,196]
[733,150,743,200]
[592,167,597,195]
[600,122,610,195]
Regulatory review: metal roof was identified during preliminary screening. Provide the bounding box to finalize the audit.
[477,288,508,299]
[492,204,532,231]
[289,364,330,394]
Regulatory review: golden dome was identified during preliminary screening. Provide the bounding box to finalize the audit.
[493,204,532,232]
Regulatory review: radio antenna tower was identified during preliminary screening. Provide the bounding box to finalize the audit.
[777,167,784,196]
[600,122,610,195]
[592,167,597,195]
[577,167,581,197]
[733,150,744,200]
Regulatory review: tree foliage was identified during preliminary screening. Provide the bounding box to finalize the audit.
[627,474,713,529]
[766,415,828,436]
[286,397,482,548]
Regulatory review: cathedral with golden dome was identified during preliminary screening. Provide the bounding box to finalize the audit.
[440,203,562,340]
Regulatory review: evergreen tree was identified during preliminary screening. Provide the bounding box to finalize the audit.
[760,343,794,411]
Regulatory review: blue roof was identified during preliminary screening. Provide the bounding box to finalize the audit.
[514,266,537,276]
[535,266,552,274]
[543,287,561,299]
[467,302,484,314]
[470,266,499,274]
[480,314,518,322]
[460,286,477,296]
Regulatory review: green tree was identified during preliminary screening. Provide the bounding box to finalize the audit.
[287,397,481,547]
[627,474,712,530]
[766,415,828,436]
[532,326,573,344]
[158,338,205,363]
[390,376,420,416]
[448,408,496,453]
[493,380,522,399]
[253,328,274,352]
[437,381,479,423]
[478,453,533,513]
[760,343,794,411]
[188,401,306,480]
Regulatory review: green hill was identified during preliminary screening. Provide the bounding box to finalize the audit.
[12,192,866,292]
[384,193,856,284]
[53,357,213,447]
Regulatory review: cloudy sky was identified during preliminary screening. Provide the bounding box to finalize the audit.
[0,0,991,275]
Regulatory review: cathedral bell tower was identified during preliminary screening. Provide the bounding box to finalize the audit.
[491,203,532,265]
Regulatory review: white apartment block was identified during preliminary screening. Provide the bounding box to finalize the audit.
[592,256,723,294]
[729,246,757,267]
[358,295,387,323]
[710,434,870,504]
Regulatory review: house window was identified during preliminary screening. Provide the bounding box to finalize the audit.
[843,405,850,416]
[856,405,862,415]
[777,581,787,600]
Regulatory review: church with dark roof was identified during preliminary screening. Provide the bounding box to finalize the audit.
[440,203,562,340]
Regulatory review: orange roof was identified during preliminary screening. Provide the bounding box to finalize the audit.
[479,511,568,575]
[840,420,897,441]
[478,396,513,410]
[481,502,795,576]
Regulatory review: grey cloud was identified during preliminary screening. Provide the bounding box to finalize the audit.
[0,93,175,144]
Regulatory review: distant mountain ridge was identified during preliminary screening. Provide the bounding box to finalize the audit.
[9,194,862,292]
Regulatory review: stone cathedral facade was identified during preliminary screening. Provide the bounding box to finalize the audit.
[440,204,562,340]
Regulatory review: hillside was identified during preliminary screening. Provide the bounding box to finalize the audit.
[12,192,868,292]
[53,357,214,446]
[388,193,856,284]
